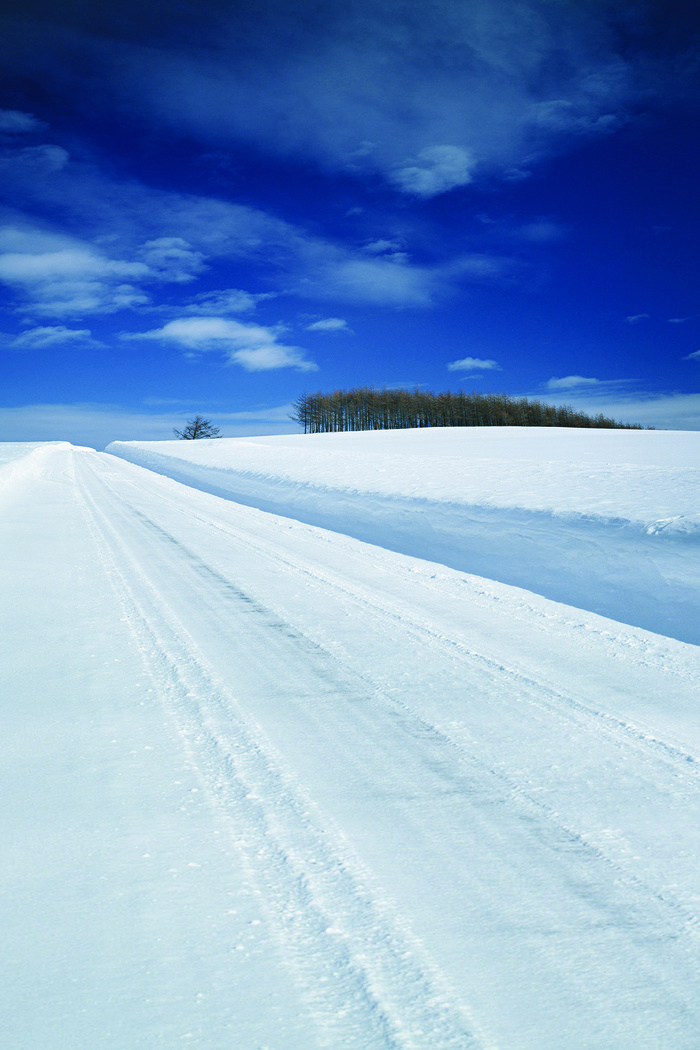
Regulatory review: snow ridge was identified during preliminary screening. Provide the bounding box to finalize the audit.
[106,430,700,644]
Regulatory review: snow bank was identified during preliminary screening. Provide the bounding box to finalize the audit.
[106,428,700,643]
[0,441,72,490]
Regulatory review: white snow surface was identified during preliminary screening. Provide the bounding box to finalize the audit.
[108,427,700,644]
[3,429,700,1049]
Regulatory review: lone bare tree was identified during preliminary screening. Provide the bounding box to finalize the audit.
[173,415,221,439]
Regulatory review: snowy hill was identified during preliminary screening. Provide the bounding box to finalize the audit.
[3,428,700,1049]
[108,427,700,644]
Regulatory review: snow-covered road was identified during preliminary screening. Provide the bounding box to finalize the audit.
[3,439,700,1048]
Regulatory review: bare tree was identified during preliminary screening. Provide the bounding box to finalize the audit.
[173,415,221,439]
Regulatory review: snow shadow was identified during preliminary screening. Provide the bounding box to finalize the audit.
[105,450,700,647]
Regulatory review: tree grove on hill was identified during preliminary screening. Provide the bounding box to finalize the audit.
[290,389,644,433]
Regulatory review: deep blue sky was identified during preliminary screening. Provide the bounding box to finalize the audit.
[1,0,699,446]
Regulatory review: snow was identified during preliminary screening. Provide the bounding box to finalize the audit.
[108,428,700,643]
[3,428,700,1048]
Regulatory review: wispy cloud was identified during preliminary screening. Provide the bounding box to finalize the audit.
[0,108,45,134]
[185,288,275,314]
[0,226,150,315]
[447,356,501,373]
[137,237,206,283]
[124,316,318,372]
[305,317,352,333]
[291,242,513,308]
[289,251,440,307]
[363,239,405,255]
[683,349,700,361]
[0,125,305,266]
[84,0,643,198]
[391,145,476,197]
[517,220,565,244]
[625,313,650,324]
[546,375,602,390]
[4,325,103,351]
[0,143,69,178]
[0,113,523,317]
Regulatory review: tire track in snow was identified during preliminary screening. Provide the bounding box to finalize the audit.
[156,466,700,776]
[73,449,489,1050]
[91,453,700,922]
[76,450,700,1047]
[86,451,700,940]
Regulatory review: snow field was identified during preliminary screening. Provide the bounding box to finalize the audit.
[2,430,700,1048]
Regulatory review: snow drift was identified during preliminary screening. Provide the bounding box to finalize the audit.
[107,427,700,644]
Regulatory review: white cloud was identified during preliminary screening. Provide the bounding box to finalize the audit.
[0,144,69,176]
[289,239,516,308]
[625,313,650,324]
[683,349,700,361]
[137,237,206,283]
[125,316,318,372]
[186,288,274,314]
[231,344,316,372]
[0,226,152,315]
[362,239,410,263]
[296,236,503,306]
[518,220,565,243]
[447,356,501,372]
[546,375,602,390]
[529,97,624,136]
[0,246,147,282]
[303,255,437,307]
[0,109,44,134]
[391,145,476,198]
[128,316,266,346]
[447,255,514,280]
[364,239,403,255]
[305,317,351,333]
[7,325,103,351]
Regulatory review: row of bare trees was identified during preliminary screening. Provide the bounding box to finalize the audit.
[290,389,643,434]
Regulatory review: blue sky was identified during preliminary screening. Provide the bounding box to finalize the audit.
[1,0,699,447]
